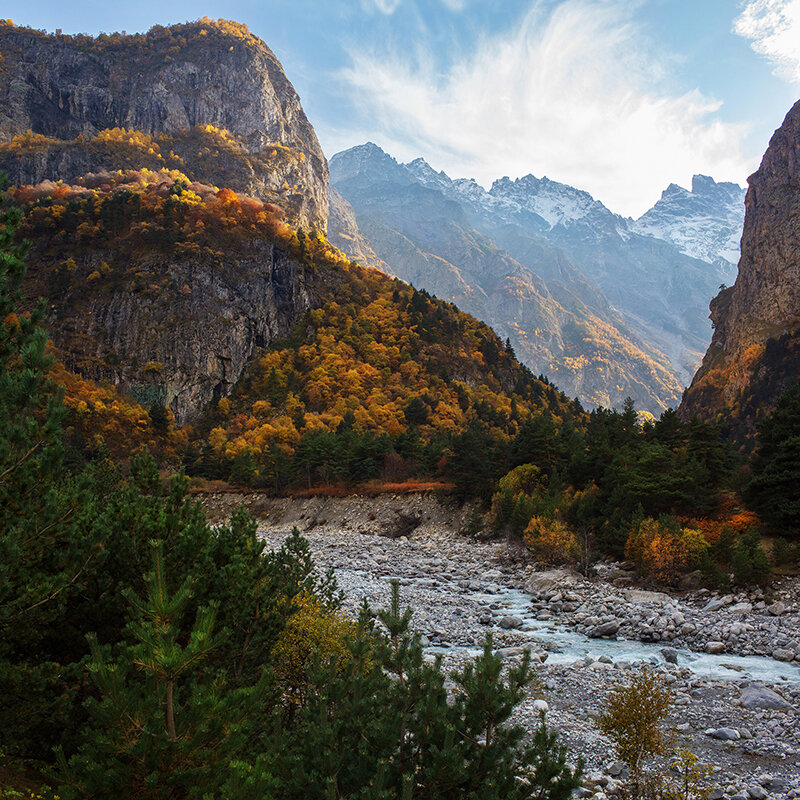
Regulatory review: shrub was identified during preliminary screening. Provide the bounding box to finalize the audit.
[732,528,771,585]
[524,516,579,565]
[271,593,358,705]
[625,518,708,585]
[597,666,674,794]
[771,537,799,566]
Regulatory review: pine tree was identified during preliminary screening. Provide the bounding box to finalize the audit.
[747,384,800,538]
[273,580,582,800]
[0,174,99,756]
[59,542,270,800]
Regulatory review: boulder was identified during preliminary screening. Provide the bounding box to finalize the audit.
[499,615,523,630]
[768,601,787,616]
[706,727,740,741]
[660,647,679,664]
[705,641,726,654]
[523,568,578,595]
[702,595,733,613]
[740,685,793,712]
[588,621,620,638]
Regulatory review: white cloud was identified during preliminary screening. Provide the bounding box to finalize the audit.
[734,0,800,85]
[361,0,403,14]
[336,0,753,217]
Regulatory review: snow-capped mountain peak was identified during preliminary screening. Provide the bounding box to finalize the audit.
[632,174,746,275]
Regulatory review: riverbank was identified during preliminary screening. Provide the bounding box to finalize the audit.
[251,497,800,796]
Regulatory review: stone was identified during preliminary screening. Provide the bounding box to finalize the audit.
[660,647,679,664]
[705,641,726,654]
[588,620,620,638]
[523,569,578,594]
[709,790,726,800]
[740,685,793,712]
[606,760,626,777]
[678,570,703,591]
[772,648,795,662]
[768,601,787,616]
[747,787,767,800]
[499,615,523,630]
[532,699,549,714]
[703,596,733,613]
[707,727,741,741]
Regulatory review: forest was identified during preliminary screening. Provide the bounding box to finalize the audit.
[2,161,799,797]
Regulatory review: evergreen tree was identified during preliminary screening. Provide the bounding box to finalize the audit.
[0,174,99,756]
[273,581,582,799]
[747,384,800,538]
[58,543,271,800]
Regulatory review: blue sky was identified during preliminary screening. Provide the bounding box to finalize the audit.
[6,0,800,216]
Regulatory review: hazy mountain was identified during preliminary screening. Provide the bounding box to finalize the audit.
[331,143,746,411]
[330,143,683,412]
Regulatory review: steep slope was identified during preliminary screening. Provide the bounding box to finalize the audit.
[0,19,328,229]
[15,171,317,424]
[632,175,745,281]
[2,21,576,451]
[468,173,725,386]
[680,98,800,437]
[331,144,683,412]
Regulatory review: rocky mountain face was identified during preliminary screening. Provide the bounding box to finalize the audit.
[29,235,315,425]
[330,143,744,412]
[632,175,745,281]
[680,98,800,434]
[0,20,332,422]
[0,19,328,230]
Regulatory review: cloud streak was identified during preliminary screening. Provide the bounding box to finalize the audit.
[337,0,752,217]
[734,0,800,85]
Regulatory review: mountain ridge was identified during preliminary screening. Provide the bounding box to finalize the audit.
[330,142,745,412]
[680,97,800,437]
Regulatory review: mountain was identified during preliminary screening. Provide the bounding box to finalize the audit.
[632,175,745,281]
[0,19,328,230]
[680,98,800,438]
[330,143,745,413]
[1,19,573,450]
[419,163,733,387]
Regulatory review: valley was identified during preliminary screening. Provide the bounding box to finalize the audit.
[1,13,799,800]
[248,492,800,792]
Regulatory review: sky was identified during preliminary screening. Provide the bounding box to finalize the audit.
[5,1,800,217]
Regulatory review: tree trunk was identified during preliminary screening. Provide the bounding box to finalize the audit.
[166,679,176,740]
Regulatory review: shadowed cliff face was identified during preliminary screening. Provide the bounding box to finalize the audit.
[0,20,329,230]
[680,98,800,434]
[25,230,315,426]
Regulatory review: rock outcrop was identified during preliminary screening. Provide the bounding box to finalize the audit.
[0,19,333,421]
[0,19,328,229]
[25,234,315,425]
[680,99,800,433]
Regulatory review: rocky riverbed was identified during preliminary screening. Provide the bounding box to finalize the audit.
[236,493,800,796]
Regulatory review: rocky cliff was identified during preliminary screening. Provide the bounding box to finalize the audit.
[0,20,334,422]
[0,19,328,230]
[680,98,800,434]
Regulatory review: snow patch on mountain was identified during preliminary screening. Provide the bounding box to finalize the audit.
[632,175,746,279]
